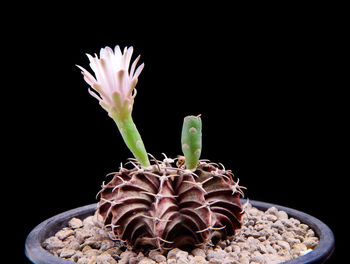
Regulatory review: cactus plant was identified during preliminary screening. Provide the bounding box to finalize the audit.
[78,45,245,251]
[97,155,245,250]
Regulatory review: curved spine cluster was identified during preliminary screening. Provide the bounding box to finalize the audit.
[97,155,245,250]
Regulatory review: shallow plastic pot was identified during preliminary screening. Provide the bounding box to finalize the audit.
[25,200,334,264]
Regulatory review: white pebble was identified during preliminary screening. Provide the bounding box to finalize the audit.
[277,240,291,251]
[43,236,64,250]
[138,257,156,264]
[266,206,278,216]
[191,248,206,258]
[189,256,208,264]
[60,248,76,258]
[292,243,307,256]
[277,211,288,220]
[68,217,83,229]
[55,228,74,240]
[304,237,319,249]
[96,253,117,264]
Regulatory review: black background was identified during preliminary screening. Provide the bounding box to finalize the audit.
[20,4,345,263]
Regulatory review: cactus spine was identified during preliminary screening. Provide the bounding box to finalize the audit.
[181,115,202,170]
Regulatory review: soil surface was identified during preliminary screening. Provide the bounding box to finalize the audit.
[43,202,319,264]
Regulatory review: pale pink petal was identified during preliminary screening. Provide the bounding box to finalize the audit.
[76,64,88,73]
[88,88,102,101]
[133,63,144,80]
[92,84,112,105]
[99,48,118,93]
[130,55,140,77]
[114,45,122,59]
[100,47,115,64]
[106,46,120,71]
[120,48,128,70]
[97,58,114,95]
[83,74,94,86]
[125,46,134,71]
[91,54,111,90]
[117,69,126,98]
[76,65,97,86]
[86,53,98,73]
[90,57,107,89]
[123,46,128,54]
[100,47,108,58]
[99,100,109,112]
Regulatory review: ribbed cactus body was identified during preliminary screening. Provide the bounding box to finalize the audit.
[97,156,244,250]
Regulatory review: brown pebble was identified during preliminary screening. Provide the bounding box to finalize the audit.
[55,228,74,240]
[304,237,319,249]
[68,217,83,229]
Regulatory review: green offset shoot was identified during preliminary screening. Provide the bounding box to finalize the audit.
[181,115,202,170]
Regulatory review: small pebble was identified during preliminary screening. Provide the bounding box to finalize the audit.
[265,214,277,222]
[43,236,64,250]
[60,248,76,258]
[77,257,92,264]
[292,243,308,256]
[149,250,167,262]
[138,257,156,264]
[257,244,267,254]
[55,228,74,240]
[68,217,83,229]
[190,255,208,264]
[167,248,188,260]
[266,206,278,215]
[82,216,95,227]
[191,248,206,258]
[167,259,177,264]
[75,228,94,244]
[304,236,319,249]
[277,240,291,251]
[96,253,117,264]
[277,211,288,220]
[81,237,102,249]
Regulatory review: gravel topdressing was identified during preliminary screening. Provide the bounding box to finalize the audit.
[43,202,319,264]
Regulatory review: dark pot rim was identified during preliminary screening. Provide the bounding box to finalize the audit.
[25,199,334,264]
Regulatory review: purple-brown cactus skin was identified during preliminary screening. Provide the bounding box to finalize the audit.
[97,155,245,250]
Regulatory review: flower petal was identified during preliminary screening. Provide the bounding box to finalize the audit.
[99,48,118,93]
[133,63,144,80]
[100,46,113,59]
[88,88,102,101]
[76,65,97,86]
[92,83,112,106]
[117,69,126,98]
[130,55,141,77]
[125,46,134,71]
[86,53,98,73]
[114,45,122,59]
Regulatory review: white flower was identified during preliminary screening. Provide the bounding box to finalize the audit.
[77,45,144,118]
